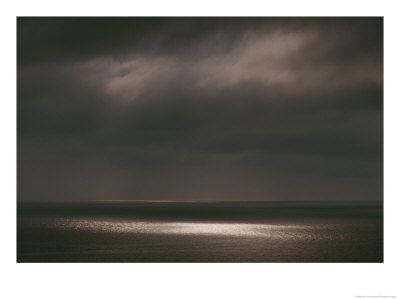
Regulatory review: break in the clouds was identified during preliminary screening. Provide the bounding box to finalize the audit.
[17,17,383,202]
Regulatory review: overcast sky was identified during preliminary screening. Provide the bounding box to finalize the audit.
[17,17,383,202]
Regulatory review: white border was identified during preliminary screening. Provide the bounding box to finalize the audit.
[2,1,399,300]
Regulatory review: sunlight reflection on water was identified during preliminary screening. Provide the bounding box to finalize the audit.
[48,218,328,238]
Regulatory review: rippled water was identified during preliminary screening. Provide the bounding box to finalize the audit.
[17,203,383,262]
[48,218,322,237]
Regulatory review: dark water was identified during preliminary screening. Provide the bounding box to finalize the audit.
[17,202,383,262]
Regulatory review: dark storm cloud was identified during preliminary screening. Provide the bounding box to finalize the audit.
[17,17,383,202]
[18,17,382,65]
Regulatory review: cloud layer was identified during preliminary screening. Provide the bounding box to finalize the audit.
[17,17,383,202]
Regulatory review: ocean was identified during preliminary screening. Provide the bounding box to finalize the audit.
[17,201,383,262]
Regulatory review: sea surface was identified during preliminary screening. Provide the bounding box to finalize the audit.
[17,201,383,262]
